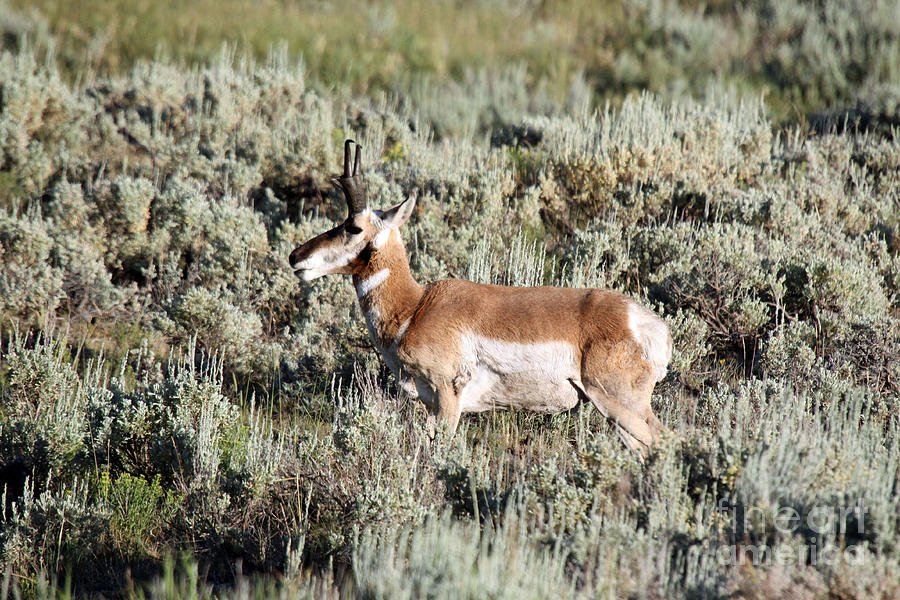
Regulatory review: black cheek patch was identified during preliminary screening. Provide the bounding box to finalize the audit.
[357,245,374,264]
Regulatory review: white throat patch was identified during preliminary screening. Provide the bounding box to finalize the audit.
[357,268,390,298]
[372,227,392,249]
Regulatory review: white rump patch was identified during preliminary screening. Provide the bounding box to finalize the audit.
[627,303,672,381]
[357,268,390,298]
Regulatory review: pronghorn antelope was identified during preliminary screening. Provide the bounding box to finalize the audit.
[290,140,671,452]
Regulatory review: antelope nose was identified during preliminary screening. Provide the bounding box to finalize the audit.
[289,246,306,270]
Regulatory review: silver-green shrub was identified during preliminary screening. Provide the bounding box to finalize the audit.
[0,210,63,326]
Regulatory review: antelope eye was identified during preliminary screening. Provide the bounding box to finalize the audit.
[346,225,363,235]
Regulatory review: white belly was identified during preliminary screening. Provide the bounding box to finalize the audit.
[456,335,581,413]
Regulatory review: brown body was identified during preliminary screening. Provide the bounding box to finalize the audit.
[291,140,671,452]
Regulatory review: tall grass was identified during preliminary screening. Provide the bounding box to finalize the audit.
[4,0,900,121]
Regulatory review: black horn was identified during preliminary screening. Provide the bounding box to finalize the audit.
[332,139,367,216]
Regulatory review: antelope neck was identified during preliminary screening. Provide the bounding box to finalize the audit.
[352,241,423,347]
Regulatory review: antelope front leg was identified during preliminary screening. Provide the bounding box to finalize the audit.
[426,378,461,437]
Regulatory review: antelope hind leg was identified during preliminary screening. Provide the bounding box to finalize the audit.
[576,381,657,455]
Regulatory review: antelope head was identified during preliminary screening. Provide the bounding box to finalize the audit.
[290,139,416,281]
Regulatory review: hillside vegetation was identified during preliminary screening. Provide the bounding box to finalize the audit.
[1,1,899,598]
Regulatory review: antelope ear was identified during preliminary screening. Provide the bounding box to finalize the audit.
[379,192,417,230]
